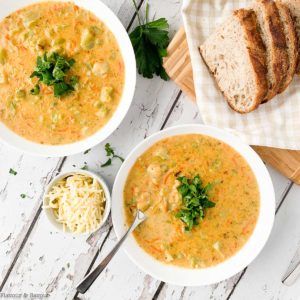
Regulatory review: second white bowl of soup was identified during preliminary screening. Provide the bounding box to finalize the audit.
[112,124,275,286]
[0,0,136,156]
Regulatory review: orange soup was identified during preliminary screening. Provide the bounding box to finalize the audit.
[0,2,124,145]
[124,134,260,268]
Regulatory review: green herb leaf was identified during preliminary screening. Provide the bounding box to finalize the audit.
[101,143,124,167]
[104,143,115,157]
[101,158,112,167]
[30,52,77,97]
[81,164,88,170]
[129,1,169,80]
[70,75,79,87]
[20,194,26,199]
[176,175,216,231]
[54,82,74,97]
[52,66,65,81]
[9,168,17,175]
[30,84,40,95]
[83,149,91,155]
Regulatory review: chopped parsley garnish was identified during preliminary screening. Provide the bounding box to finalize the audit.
[30,84,40,95]
[129,0,170,80]
[81,163,88,170]
[101,158,112,168]
[9,168,17,176]
[101,143,124,167]
[176,175,216,231]
[20,194,26,199]
[84,149,91,155]
[30,52,78,97]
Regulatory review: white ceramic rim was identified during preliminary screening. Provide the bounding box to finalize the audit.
[0,0,136,157]
[42,169,111,235]
[112,124,275,286]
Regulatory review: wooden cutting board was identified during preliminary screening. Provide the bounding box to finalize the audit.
[163,28,300,184]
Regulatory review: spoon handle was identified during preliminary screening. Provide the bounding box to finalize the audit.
[76,210,146,294]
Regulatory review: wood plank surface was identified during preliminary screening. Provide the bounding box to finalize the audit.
[0,1,299,300]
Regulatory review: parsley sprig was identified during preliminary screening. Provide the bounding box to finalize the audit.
[9,168,17,176]
[30,52,78,97]
[129,0,170,80]
[101,143,124,167]
[81,162,88,170]
[176,175,216,231]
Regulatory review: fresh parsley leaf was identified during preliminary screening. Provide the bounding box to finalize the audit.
[52,66,65,81]
[101,158,112,167]
[30,84,40,95]
[176,175,216,231]
[30,52,78,97]
[54,82,74,97]
[101,143,124,167]
[68,58,75,67]
[70,75,79,87]
[9,168,17,175]
[129,1,169,80]
[81,164,88,170]
[104,143,115,157]
[83,149,91,155]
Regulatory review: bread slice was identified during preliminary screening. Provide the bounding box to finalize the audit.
[279,0,300,75]
[200,9,268,113]
[252,0,289,102]
[276,2,298,93]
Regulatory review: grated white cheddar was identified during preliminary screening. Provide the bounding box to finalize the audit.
[44,173,106,233]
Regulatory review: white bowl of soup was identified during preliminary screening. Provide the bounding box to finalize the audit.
[112,124,275,286]
[0,0,136,156]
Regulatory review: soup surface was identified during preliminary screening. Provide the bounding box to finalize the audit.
[0,2,124,144]
[124,134,260,268]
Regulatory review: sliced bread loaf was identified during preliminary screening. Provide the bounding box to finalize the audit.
[200,9,268,113]
[276,2,298,93]
[279,0,300,75]
[252,0,289,102]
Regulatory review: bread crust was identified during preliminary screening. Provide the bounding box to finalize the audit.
[278,0,300,75]
[276,2,298,93]
[232,9,268,112]
[254,0,289,102]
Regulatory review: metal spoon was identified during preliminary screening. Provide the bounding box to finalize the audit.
[76,209,147,294]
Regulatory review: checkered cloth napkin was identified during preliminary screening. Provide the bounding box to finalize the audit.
[182,0,300,150]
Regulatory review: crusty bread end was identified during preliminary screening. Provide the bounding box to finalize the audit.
[200,9,268,113]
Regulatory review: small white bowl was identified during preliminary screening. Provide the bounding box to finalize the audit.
[43,169,111,235]
[112,124,275,286]
[0,0,136,156]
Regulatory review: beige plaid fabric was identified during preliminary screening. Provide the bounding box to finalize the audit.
[182,0,300,149]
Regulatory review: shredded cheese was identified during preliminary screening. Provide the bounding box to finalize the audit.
[44,173,106,233]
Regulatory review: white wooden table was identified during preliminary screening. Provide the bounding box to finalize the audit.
[0,1,300,299]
